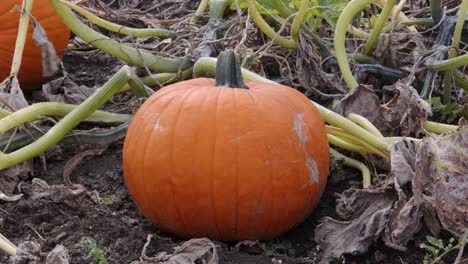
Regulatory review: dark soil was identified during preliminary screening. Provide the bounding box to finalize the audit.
[1,141,454,264]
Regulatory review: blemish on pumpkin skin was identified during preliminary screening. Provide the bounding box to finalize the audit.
[230,131,257,142]
[293,113,319,185]
[153,115,164,131]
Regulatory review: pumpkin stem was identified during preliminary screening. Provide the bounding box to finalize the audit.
[215,50,249,89]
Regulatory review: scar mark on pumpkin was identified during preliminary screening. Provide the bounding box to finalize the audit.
[153,115,164,131]
[293,113,319,185]
[230,131,257,142]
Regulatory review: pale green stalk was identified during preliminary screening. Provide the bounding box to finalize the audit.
[363,0,397,55]
[0,66,132,170]
[58,0,175,38]
[330,148,371,188]
[49,0,184,73]
[10,0,34,76]
[0,103,132,134]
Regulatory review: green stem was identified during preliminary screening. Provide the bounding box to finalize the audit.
[326,125,390,159]
[194,57,277,84]
[0,66,132,170]
[430,0,442,24]
[2,122,130,152]
[363,0,397,55]
[335,0,375,89]
[428,53,468,71]
[210,0,228,19]
[58,0,175,38]
[192,0,209,22]
[127,74,151,98]
[327,134,373,153]
[291,0,309,42]
[0,233,16,256]
[423,120,459,134]
[215,50,248,88]
[443,0,468,102]
[10,0,34,76]
[330,148,371,188]
[49,0,184,73]
[0,108,10,119]
[118,69,193,93]
[454,70,468,91]
[347,113,384,138]
[271,0,293,17]
[246,0,298,49]
[401,18,434,26]
[0,103,132,134]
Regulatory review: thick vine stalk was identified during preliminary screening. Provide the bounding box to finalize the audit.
[363,0,397,55]
[0,233,16,256]
[58,0,175,38]
[0,102,133,134]
[10,0,34,76]
[0,66,133,170]
[334,0,375,90]
[246,0,298,49]
[330,148,371,188]
[49,0,184,73]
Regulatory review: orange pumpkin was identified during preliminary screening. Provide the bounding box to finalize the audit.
[0,0,70,90]
[123,50,330,241]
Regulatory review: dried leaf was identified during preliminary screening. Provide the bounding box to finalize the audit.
[334,78,431,136]
[31,17,61,77]
[381,139,424,250]
[414,124,468,235]
[0,77,29,110]
[314,188,395,263]
[0,159,34,195]
[390,138,417,186]
[29,178,85,203]
[296,33,347,98]
[9,241,41,264]
[45,245,69,264]
[374,33,426,68]
[42,76,94,104]
[135,238,218,264]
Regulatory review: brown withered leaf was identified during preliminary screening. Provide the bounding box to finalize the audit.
[132,237,218,264]
[296,33,347,98]
[414,123,468,235]
[374,33,426,68]
[382,138,425,251]
[334,78,431,136]
[31,17,61,77]
[314,188,395,263]
[0,76,29,110]
[0,159,34,195]
[45,245,69,264]
[42,76,94,104]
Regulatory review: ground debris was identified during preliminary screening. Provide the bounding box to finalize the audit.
[334,77,431,136]
[315,124,468,262]
[133,236,218,264]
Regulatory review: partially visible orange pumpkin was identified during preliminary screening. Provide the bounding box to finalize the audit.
[123,50,330,242]
[0,0,70,90]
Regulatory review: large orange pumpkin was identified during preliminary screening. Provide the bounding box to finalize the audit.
[123,50,330,241]
[0,0,70,90]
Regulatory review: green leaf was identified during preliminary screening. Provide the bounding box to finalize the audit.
[426,236,443,249]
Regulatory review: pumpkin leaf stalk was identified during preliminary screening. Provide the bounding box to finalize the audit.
[0,232,17,256]
[215,50,248,89]
[0,66,134,170]
[10,0,34,77]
